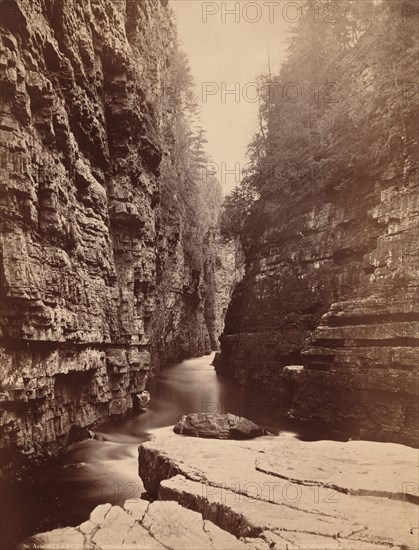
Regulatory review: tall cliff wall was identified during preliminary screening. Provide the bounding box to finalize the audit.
[217,171,418,446]
[217,2,418,447]
[0,0,222,469]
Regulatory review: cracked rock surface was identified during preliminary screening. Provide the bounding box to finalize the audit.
[19,499,262,550]
[139,428,419,549]
[18,429,418,549]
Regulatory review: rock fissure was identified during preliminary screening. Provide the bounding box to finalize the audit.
[254,463,417,504]
[136,431,418,548]
[2,1,418,548]
[141,444,335,518]
[17,427,418,549]
[138,519,172,550]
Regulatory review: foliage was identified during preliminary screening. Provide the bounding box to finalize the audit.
[221,0,418,242]
[160,35,222,271]
[219,183,259,243]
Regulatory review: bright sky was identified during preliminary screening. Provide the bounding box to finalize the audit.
[173,1,294,193]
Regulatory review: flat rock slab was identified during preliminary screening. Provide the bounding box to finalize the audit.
[173,412,266,439]
[254,437,419,500]
[19,500,262,550]
[19,431,418,550]
[139,428,419,549]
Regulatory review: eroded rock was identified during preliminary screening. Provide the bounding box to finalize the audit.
[0,0,234,469]
[19,430,418,549]
[216,111,419,448]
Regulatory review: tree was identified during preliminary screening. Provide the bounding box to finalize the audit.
[220,0,418,238]
[160,34,223,270]
[219,183,259,243]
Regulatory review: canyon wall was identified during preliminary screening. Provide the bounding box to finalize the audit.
[0,0,225,469]
[217,172,418,446]
[217,4,418,447]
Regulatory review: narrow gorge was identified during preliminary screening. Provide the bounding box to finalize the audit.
[0,0,233,470]
[0,0,418,549]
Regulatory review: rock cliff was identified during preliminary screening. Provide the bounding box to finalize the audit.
[217,171,418,446]
[217,3,418,447]
[0,0,228,469]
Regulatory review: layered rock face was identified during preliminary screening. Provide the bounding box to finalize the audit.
[217,173,418,446]
[0,0,225,468]
[149,226,231,369]
[216,0,418,448]
[203,238,240,351]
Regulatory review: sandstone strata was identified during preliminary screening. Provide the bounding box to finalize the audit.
[0,0,231,469]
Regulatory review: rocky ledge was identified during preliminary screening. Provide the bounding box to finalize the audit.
[23,427,418,549]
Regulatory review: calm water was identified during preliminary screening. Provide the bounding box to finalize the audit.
[3,353,348,549]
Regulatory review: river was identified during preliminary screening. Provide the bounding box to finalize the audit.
[3,353,348,549]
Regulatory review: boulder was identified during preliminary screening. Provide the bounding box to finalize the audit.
[135,391,151,411]
[88,429,104,441]
[173,413,266,440]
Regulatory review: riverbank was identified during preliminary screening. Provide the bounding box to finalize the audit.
[21,426,418,549]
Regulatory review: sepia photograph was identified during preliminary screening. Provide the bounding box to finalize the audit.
[0,0,418,548]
